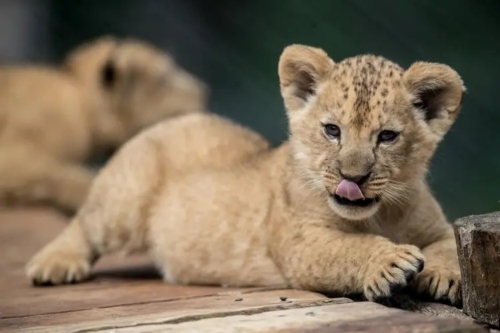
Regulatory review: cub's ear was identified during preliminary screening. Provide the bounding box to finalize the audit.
[278,44,334,112]
[101,59,117,89]
[403,61,466,141]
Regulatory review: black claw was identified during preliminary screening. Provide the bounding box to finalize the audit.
[431,277,440,296]
[33,279,53,287]
[435,293,461,309]
[445,280,462,309]
[372,281,387,298]
[428,277,434,289]
[448,279,455,289]
[386,270,397,280]
[403,269,417,282]
[415,260,424,273]
[381,271,392,284]
[374,296,392,306]
[345,292,367,302]
[388,281,405,294]
[429,276,434,288]
[366,286,376,298]
[64,272,80,284]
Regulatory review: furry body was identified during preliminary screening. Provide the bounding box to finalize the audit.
[0,36,207,212]
[26,45,465,306]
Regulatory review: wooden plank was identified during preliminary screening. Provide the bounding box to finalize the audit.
[0,281,270,318]
[0,209,172,306]
[454,211,500,328]
[0,255,159,299]
[53,301,485,333]
[0,207,490,333]
[0,207,68,269]
[0,208,268,319]
[3,290,340,333]
[276,311,487,333]
[0,206,156,275]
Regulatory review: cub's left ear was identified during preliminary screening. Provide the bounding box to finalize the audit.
[403,62,466,141]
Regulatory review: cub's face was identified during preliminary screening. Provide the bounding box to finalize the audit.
[63,36,208,150]
[279,45,465,221]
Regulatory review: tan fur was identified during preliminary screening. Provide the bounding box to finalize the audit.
[0,36,207,213]
[26,44,465,307]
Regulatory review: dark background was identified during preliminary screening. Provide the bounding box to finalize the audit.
[1,0,498,221]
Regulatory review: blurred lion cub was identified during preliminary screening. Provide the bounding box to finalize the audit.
[0,36,207,213]
[27,44,465,306]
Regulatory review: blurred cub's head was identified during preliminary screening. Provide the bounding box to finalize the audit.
[278,44,465,220]
[63,35,208,150]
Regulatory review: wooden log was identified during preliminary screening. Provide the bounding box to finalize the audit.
[454,211,500,328]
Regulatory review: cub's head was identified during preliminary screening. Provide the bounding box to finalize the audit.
[63,36,208,150]
[278,45,465,221]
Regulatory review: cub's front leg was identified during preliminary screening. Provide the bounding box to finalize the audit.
[270,222,425,303]
[414,233,461,306]
[405,191,462,307]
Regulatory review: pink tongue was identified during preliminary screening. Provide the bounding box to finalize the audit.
[335,179,365,201]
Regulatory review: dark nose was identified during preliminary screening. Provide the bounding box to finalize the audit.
[339,171,372,185]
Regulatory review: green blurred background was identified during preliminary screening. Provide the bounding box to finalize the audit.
[1,0,498,221]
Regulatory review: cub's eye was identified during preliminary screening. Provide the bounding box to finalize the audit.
[323,124,341,138]
[378,130,399,143]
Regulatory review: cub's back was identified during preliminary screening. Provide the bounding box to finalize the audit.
[0,66,91,160]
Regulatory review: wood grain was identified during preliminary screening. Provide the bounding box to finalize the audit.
[454,211,500,328]
[4,290,339,333]
[86,301,487,333]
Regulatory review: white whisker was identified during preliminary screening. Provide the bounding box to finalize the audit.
[381,181,413,209]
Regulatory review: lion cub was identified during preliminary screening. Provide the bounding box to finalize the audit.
[26,44,465,306]
[0,36,207,213]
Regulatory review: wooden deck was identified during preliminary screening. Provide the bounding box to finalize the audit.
[0,207,493,332]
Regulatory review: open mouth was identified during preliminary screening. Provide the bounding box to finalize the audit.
[333,194,379,207]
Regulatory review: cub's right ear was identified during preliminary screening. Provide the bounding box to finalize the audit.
[278,44,334,112]
[101,59,116,89]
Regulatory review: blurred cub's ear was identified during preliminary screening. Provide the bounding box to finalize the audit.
[403,61,466,141]
[278,44,334,112]
[101,59,116,88]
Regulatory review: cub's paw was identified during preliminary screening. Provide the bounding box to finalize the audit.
[26,248,91,286]
[364,244,425,302]
[413,266,462,307]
